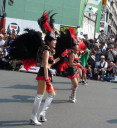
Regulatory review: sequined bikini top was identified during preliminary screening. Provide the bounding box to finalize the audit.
[36,45,55,64]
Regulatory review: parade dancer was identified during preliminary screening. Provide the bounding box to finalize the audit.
[67,45,80,103]
[79,42,90,85]
[56,28,85,103]
[9,11,66,126]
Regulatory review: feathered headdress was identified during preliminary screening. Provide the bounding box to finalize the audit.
[38,11,57,39]
[68,27,77,43]
[54,27,77,58]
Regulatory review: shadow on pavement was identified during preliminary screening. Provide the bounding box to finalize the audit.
[0,120,29,127]
[1,85,37,90]
[111,88,117,89]
[56,88,71,90]
[53,82,70,85]
[0,95,34,103]
[107,119,117,124]
[52,100,70,104]
[0,94,69,104]
[1,84,72,91]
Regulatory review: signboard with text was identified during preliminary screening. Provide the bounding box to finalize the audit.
[100,22,105,28]
[60,25,77,33]
[101,12,106,21]
[19,65,56,75]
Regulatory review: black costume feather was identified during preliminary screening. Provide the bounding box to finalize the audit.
[53,29,76,70]
[49,13,57,29]
[54,30,73,58]
[9,29,43,60]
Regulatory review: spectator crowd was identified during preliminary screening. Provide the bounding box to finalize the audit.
[85,30,117,81]
[0,29,22,71]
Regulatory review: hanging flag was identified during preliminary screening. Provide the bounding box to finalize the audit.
[102,0,107,5]
[85,5,98,14]
[8,0,14,6]
[88,0,102,5]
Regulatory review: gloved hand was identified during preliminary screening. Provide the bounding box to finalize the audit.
[75,62,82,69]
[46,79,51,87]
[61,49,71,57]
[46,80,56,96]
[83,49,87,55]
[82,67,88,73]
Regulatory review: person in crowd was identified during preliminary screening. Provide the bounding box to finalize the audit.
[106,61,114,77]
[87,53,96,79]
[80,43,90,85]
[83,34,88,41]
[11,60,22,71]
[10,33,17,40]
[113,41,117,62]
[2,48,8,57]
[98,30,106,43]
[90,43,99,62]
[108,34,115,48]
[94,55,108,78]
[86,63,93,79]
[100,41,107,55]
[3,33,9,41]
[113,60,117,75]
[88,39,95,49]
[0,48,12,70]
[102,61,114,81]
[105,46,115,62]
[0,34,5,51]
[0,53,3,68]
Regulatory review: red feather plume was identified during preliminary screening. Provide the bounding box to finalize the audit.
[43,12,52,32]
[21,58,37,71]
[78,41,86,50]
[68,27,76,43]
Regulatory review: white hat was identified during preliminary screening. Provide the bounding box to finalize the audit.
[100,55,105,59]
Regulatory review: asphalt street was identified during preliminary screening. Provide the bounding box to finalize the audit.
[0,70,117,128]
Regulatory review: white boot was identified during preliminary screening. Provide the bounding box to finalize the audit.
[39,93,54,122]
[69,95,77,103]
[30,94,43,126]
[69,87,78,103]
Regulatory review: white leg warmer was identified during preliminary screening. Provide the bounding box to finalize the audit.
[31,94,43,120]
[73,87,78,99]
[40,93,54,116]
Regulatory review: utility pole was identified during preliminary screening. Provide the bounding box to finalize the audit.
[94,13,97,38]
[0,0,6,32]
[3,0,6,18]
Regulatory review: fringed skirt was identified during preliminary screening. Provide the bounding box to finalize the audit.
[36,67,55,95]
[36,67,51,80]
[66,66,79,79]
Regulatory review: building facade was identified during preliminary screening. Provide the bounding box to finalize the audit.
[3,0,86,34]
[79,0,102,39]
[100,0,117,37]
[0,0,103,39]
